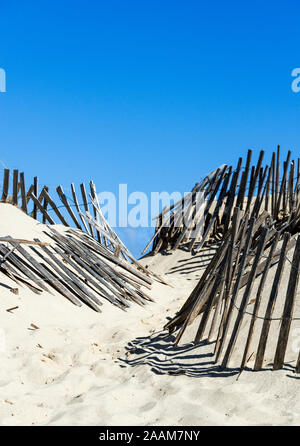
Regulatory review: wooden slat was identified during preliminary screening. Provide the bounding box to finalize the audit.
[7,238,82,306]
[80,183,94,237]
[215,215,255,362]
[270,152,276,215]
[89,181,101,242]
[70,229,153,285]
[273,235,300,370]
[0,244,49,292]
[191,169,231,252]
[19,172,27,213]
[33,176,38,219]
[0,260,43,294]
[28,192,55,224]
[251,165,268,218]
[0,237,50,246]
[239,232,280,374]
[288,161,295,214]
[275,145,280,214]
[173,237,231,345]
[213,208,242,350]
[222,158,242,233]
[165,230,232,333]
[42,186,49,224]
[239,237,296,289]
[208,276,226,341]
[253,232,290,371]
[191,166,229,252]
[245,150,264,214]
[33,241,103,311]
[26,184,34,204]
[71,183,90,233]
[47,229,135,307]
[56,186,82,229]
[41,188,69,226]
[1,169,10,202]
[236,150,252,210]
[220,226,268,369]
[275,151,291,217]
[194,257,226,342]
[12,169,19,205]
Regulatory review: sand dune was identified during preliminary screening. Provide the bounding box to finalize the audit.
[0,204,299,426]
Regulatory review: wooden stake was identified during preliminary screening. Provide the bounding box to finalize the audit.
[253,232,290,371]
[273,235,300,370]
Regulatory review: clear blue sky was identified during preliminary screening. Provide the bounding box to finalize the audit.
[0,1,299,255]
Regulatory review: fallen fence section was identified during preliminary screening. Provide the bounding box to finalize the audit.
[0,171,167,310]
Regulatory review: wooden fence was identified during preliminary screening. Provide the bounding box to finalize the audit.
[0,169,166,311]
[145,147,300,255]
[165,207,300,374]
[1,169,125,255]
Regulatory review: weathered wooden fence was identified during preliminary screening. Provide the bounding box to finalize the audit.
[145,147,300,255]
[0,169,166,311]
[1,170,125,255]
[0,228,157,311]
[165,206,300,374]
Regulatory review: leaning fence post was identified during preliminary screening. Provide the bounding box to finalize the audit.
[273,235,300,370]
[1,169,10,202]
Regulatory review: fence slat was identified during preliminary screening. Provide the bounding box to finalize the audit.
[273,235,300,370]
[215,214,254,362]
[239,232,280,374]
[71,183,90,233]
[19,172,27,213]
[56,186,82,229]
[28,191,55,224]
[221,226,268,369]
[1,169,10,202]
[41,188,69,226]
[236,150,252,210]
[33,176,38,219]
[80,183,94,237]
[12,169,19,205]
[254,232,290,371]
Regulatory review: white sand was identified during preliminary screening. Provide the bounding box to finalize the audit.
[0,203,299,426]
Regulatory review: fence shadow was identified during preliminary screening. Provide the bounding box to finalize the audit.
[119,331,239,378]
[166,246,218,275]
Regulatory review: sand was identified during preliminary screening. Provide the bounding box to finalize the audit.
[0,203,299,426]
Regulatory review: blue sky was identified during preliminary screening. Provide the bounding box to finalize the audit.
[0,1,299,256]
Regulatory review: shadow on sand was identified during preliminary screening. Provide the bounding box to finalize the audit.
[119,331,299,379]
[119,331,240,378]
[166,245,218,276]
